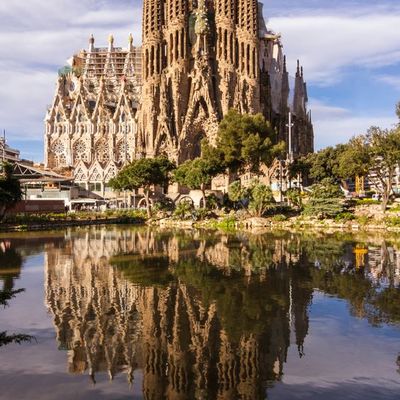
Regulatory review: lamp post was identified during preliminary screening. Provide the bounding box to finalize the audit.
[285,112,295,190]
[286,111,294,162]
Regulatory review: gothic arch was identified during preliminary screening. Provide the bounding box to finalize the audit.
[137,198,153,209]
[177,196,194,205]
[104,162,118,183]
[88,161,104,182]
[193,97,209,120]
[74,161,89,182]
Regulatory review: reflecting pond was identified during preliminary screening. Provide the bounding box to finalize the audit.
[0,227,400,399]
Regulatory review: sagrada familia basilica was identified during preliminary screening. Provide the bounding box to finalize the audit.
[45,0,313,194]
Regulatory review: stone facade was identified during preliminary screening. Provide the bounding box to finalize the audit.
[139,0,314,163]
[45,0,313,194]
[45,35,142,193]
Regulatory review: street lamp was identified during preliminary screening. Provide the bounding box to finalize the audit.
[285,111,294,162]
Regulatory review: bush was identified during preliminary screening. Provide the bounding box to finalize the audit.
[356,215,372,226]
[248,182,275,217]
[3,209,147,225]
[356,198,381,206]
[173,201,194,220]
[285,188,303,209]
[205,194,220,210]
[152,197,175,213]
[272,214,288,222]
[192,208,210,221]
[228,180,275,217]
[335,212,355,222]
[265,204,293,216]
[384,216,400,227]
[388,204,400,213]
[303,180,345,219]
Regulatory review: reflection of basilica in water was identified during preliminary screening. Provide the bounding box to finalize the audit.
[44,228,311,399]
[40,228,400,399]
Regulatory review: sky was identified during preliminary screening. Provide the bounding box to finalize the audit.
[0,0,399,162]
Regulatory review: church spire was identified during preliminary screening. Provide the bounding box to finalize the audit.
[108,34,114,52]
[89,34,95,53]
[128,33,134,52]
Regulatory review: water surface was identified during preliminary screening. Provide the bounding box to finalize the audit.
[0,227,399,399]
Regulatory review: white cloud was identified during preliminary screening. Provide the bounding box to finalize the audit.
[267,13,400,84]
[310,99,398,149]
[378,75,400,91]
[0,0,141,160]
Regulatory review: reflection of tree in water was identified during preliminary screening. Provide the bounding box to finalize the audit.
[0,240,32,347]
[299,234,400,325]
[43,228,400,398]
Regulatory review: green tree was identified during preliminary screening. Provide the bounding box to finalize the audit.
[0,162,22,221]
[109,157,175,218]
[248,181,275,217]
[288,157,311,183]
[286,187,303,210]
[306,145,346,183]
[338,127,400,211]
[228,180,275,217]
[173,143,225,209]
[217,109,284,173]
[228,180,250,208]
[337,135,371,181]
[365,127,400,211]
[303,179,345,218]
[173,158,211,209]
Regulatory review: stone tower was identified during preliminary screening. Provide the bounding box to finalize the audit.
[138,0,314,164]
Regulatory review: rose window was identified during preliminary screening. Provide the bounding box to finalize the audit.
[52,140,65,155]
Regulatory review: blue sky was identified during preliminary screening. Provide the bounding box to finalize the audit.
[0,0,399,162]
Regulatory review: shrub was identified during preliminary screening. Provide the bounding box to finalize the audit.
[285,188,303,209]
[248,182,275,217]
[217,215,237,229]
[356,198,381,206]
[388,204,400,213]
[356,215,372,226]
[272,214,288,222]
[228,180,275,217]
[192,208,210,221]
[303,180,345,219]
[384,216,400,227]
[173,201,194,220]
[152,197,175,213]
[205,194,220,210]
[335,212,355,222]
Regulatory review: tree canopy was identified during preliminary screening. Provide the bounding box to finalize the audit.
[109,157,175,217]
[0,162,22,221]
[303,178,345,218]
[305,145,346,183]
[173,158,214,209]
[216,109,285,173]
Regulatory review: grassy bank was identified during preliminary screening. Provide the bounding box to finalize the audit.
[0,210,147,232]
